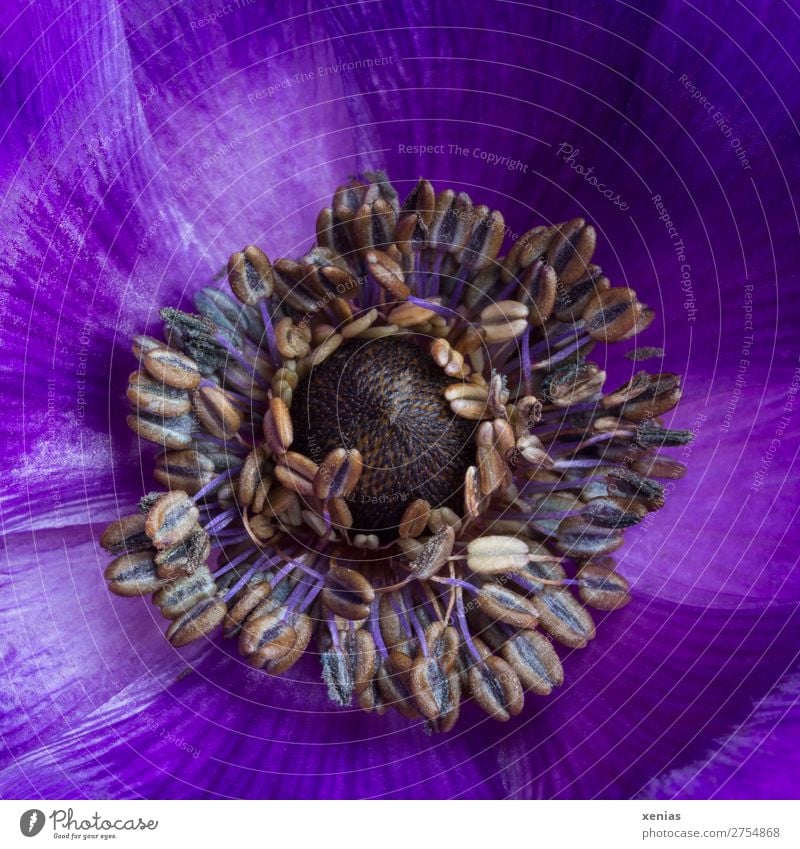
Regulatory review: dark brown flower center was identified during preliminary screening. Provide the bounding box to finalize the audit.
[291,337,477,540]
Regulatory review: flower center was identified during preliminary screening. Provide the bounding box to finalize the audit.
[291,336,477,540]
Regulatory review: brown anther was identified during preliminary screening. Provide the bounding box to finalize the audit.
[240,611,297,665]
[425,189,457,250]
[100,513,150,555]
[314,262,359,300]
[275,317,312,359]
[263,396,293,454]
[313,447,363,500]
[341,308,379,339]
[409,654,453,721]
[328,496,354,529]
[487,372,510,416]
[425,622,460,673]
[407,525,455,580]
[553,265,610,322]
[268,613,313,674]
[365,249,410,300]
[377,595,408,652]
[166,597,227,647]
[399,178,435,228]
[446,192,474,255]
[104,551,166,596]
[237,446,271,510]
[500,226,553,282]
[193,385,242,440]
[582,287,646,342]
[513,396,543,437]
[321,564,375,621]
[376,660,419,720]
[153,450,217,496]
[580,494,648,529]
[457,208,505,273]
[553,513,624,557]
[427,507,462,534]
[464,465,483,519]
[274,451,319,497]
[270,258,321,313]
[476,582,539,629]
[145,491,200,550]
[131,334,164,362]
[223,578,272,638]
[316,206,347,254]
[309,332,343,367]
[480,299,529,344]
[468,643,525,721]
[127,370,192,418]
[477,444,506,496]
[259,484,297,518]
[501,629,563,695]
[394,212,426,257]
[532,587,596,647]
[546,218,596,286]
[246,511,275,542]
[453,326,483,357]
[153,566,216,620]
[351,629,379,696]
[398,499,431,539]
[430,337,469,378]
[578,559,631,610]
[386,300,436,330]
[516,434,553,468]
[352,198,397,254]
[227,245,273,305]
[519,262,558,328]
[143,347,201,390]
[544,361,606,407]
[310,323,336,347]
[154,527,211,579]
[631,455,687,479]
[602,372,682,421]
[444,382,489,403]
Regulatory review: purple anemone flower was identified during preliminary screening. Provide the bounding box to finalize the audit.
[2,0,799,800]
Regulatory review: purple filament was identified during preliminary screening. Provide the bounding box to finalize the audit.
[212,332,271,388]
[259,300,282,366]
[369,601,390,661]
[214,547,261,578]
[407,295,453,319]
[455,589,483,663]
[533,332,590,371]
[401,586,429,656]
[192,464,243,502]
[222,562,261,601]
[520,326,533,395]
[203,506,239,534]
[298,579,324,613]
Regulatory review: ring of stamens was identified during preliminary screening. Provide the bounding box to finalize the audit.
[101,171,692,731]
